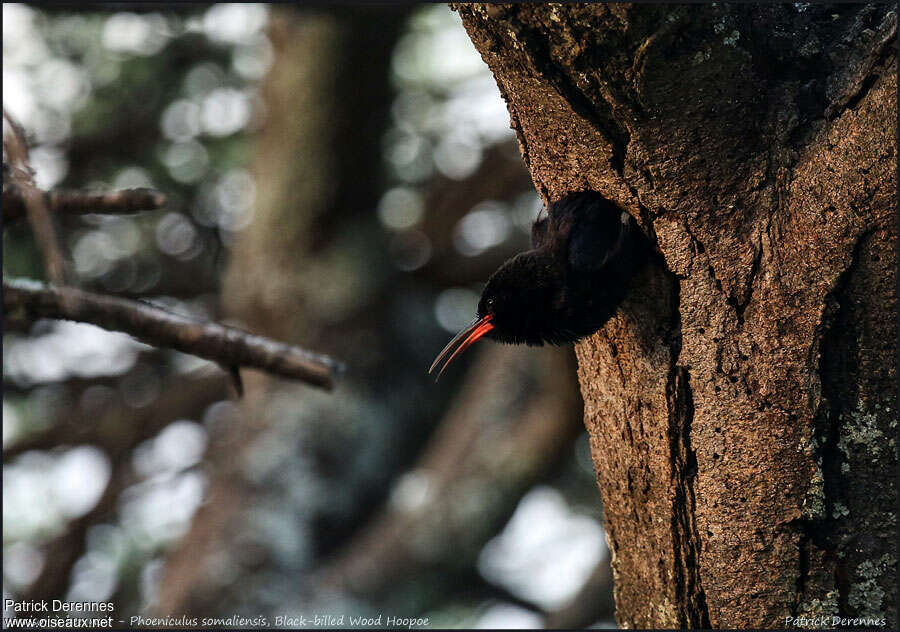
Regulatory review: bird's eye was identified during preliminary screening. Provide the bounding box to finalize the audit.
[486,298,494,311]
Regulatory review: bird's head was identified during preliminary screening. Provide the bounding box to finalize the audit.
[429,252,563,379]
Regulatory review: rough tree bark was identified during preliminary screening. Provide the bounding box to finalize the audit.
[455,4,897,629]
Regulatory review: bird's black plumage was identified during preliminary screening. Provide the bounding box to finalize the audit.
[430,191,647,378]
[479,190,646,345]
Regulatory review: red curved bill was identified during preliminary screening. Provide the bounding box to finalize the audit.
[428,314,494,381]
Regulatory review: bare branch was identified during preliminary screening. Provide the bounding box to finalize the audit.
[3,110,67,284]
[3,278,343,390]
[2,185,167,222]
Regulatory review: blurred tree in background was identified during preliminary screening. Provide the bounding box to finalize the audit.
[3,4,613,628]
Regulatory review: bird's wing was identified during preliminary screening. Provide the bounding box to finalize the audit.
[531,216,550,249]
[568,210,633,272]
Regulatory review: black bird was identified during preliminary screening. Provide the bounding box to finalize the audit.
[430,191,647,379]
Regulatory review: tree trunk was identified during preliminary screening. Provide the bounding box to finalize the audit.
[156,6,409,614]
[455,4,897,629]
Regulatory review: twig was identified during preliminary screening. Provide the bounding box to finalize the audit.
[3,278,344,390]
[2,186,167,222]
[3,110,68,284]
